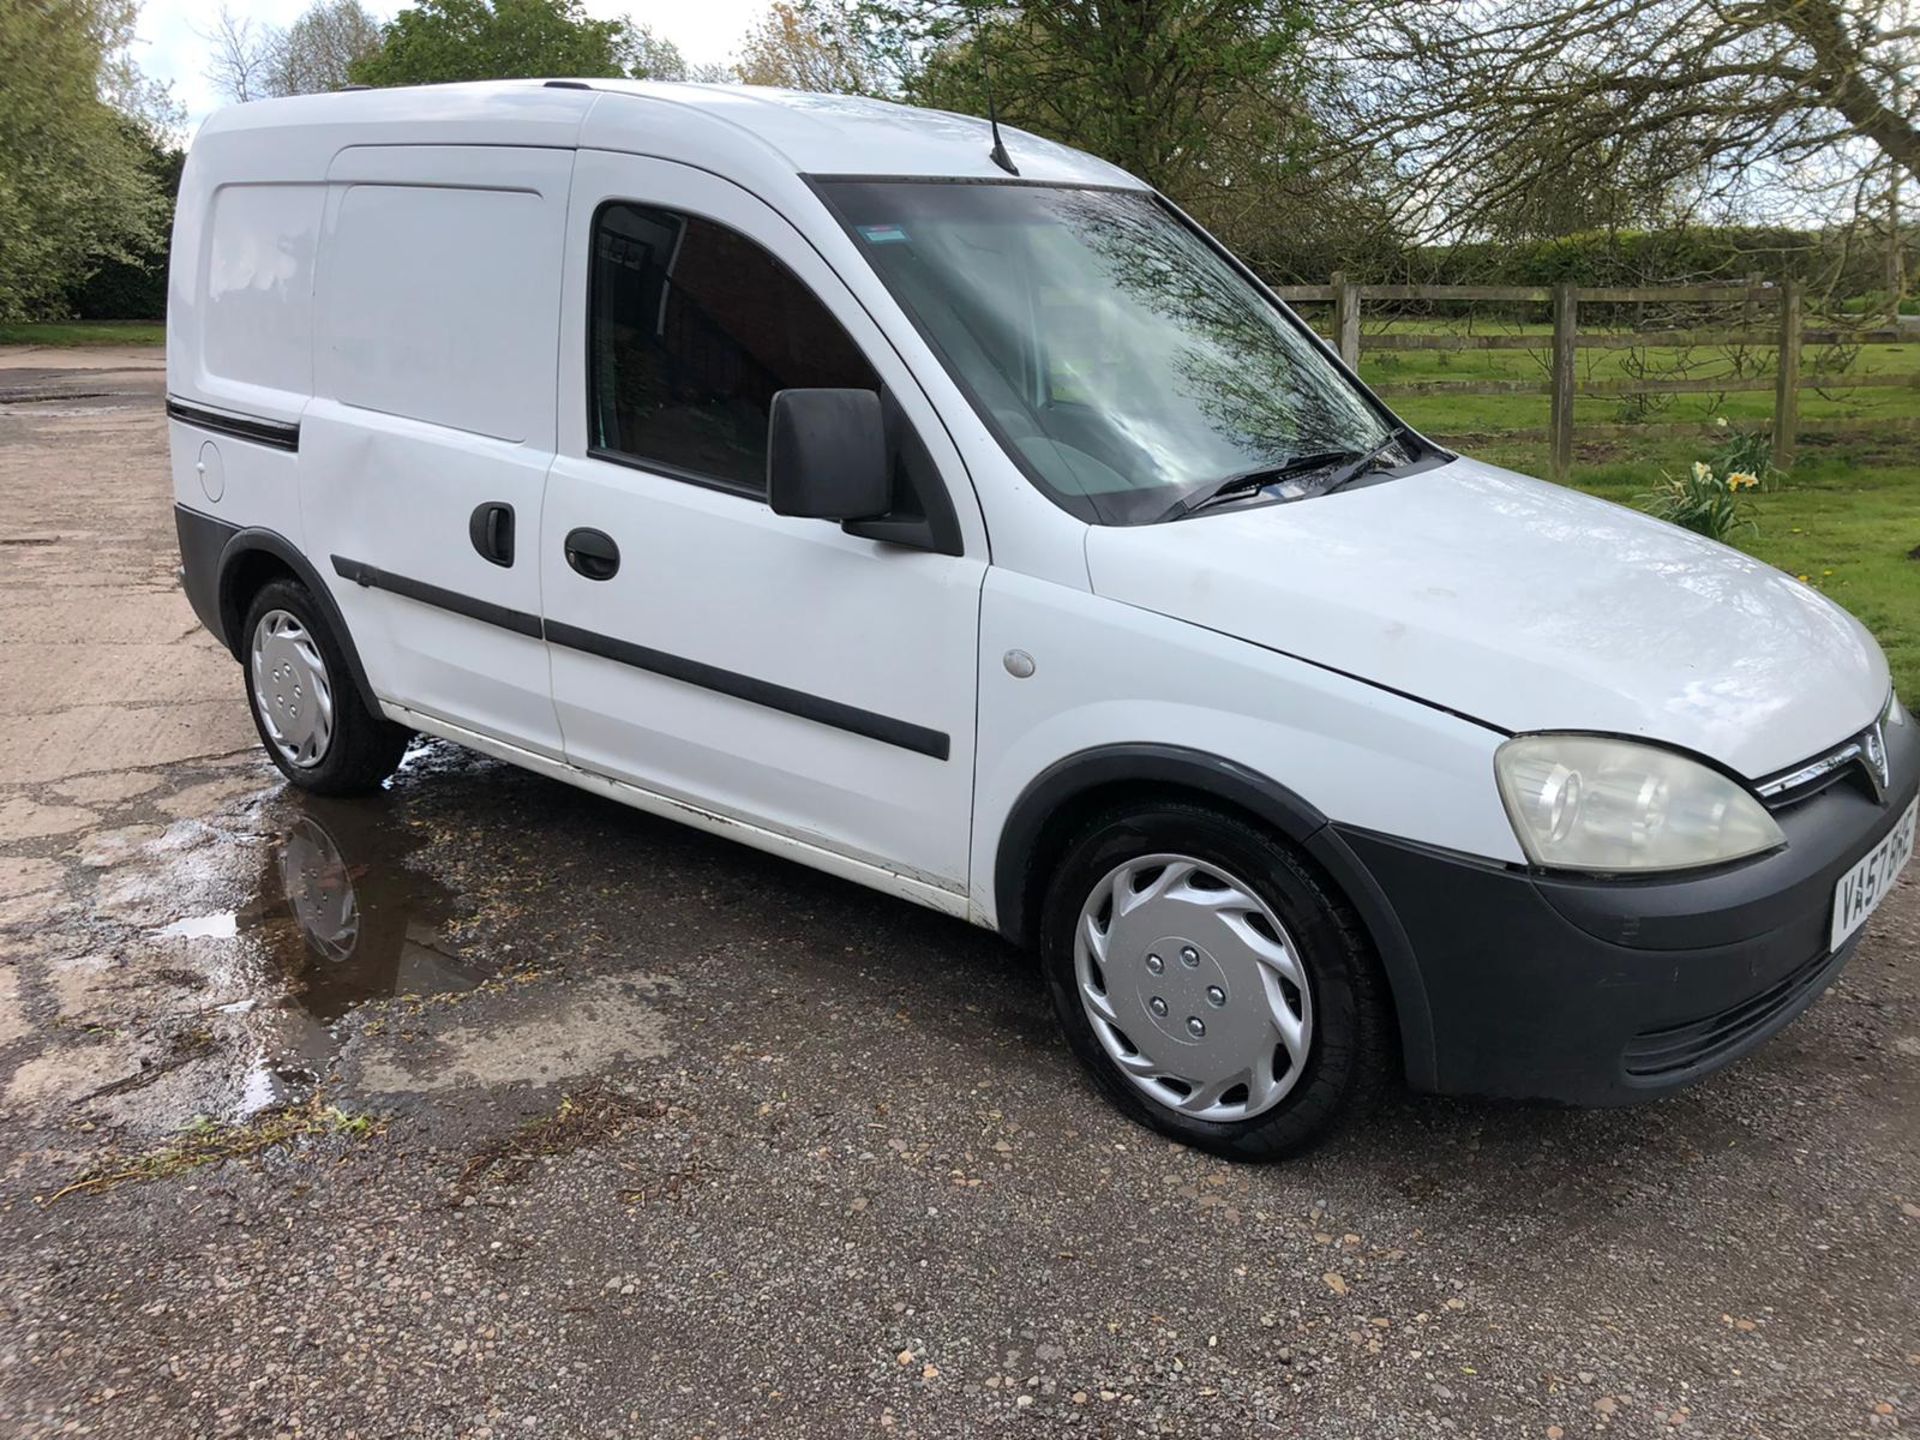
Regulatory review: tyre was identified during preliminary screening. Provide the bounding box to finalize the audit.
[1039,801,1394,1161]
[241,578,409,795]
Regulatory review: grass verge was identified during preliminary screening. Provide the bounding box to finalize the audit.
[0,320,165,347]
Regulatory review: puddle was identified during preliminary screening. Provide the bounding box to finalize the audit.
[153,796,483,1025]
[156,912,239,940]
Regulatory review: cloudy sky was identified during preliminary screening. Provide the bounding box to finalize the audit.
[134,0,769,128]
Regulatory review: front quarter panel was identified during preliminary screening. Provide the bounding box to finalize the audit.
[970,568,1525,931]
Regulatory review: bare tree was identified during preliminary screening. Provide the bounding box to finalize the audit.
[201,5,279,104]
[1330,0,1920,240]
[204,0,383,103]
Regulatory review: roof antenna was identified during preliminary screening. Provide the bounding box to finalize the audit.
[978,23,1019,175]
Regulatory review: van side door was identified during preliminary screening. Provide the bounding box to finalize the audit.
[300,145,569,757]
[544,152,988,901]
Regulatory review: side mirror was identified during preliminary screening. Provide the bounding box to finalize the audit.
[767,388,890,522]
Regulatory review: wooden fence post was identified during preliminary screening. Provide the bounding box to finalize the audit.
[1773,279,1803,472]
[1550,283,1578,480]
[1331,272,1362,369]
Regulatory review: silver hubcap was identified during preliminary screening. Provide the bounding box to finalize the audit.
[1074,854,1313,1122]
[279,814,359,962]
[250,610,334,768]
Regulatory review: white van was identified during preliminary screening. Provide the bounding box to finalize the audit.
[168,81,1915,1159]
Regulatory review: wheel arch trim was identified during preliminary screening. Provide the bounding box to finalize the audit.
[992,742,1439,1090]
[214,525,384,720]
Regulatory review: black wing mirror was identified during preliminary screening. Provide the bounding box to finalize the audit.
[767,388,891,522]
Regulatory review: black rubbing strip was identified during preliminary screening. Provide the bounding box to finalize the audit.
[329,556,544,638]
[165,397,301,452]
[543,619,951,760]
[325,557,949,759]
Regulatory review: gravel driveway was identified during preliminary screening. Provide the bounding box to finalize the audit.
[1,347,1916,1439]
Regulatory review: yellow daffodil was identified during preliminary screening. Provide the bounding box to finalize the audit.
[1691,461,1713,483]
[1727,471,1759,490]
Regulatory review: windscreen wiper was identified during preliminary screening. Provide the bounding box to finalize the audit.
[1154,450,1359,523]
[1317,426,1415,496]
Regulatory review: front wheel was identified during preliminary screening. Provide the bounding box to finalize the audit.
[242,578,409,795]
[1039,802,1394,1161]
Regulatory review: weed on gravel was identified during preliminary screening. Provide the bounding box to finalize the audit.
[41,1095,382,1204]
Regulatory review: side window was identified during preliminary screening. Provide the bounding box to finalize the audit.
[589,202,880,493]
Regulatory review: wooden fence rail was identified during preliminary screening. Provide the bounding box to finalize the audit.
[1278,277,1909,478]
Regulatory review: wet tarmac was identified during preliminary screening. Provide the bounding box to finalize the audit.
[2,348,1918,1439]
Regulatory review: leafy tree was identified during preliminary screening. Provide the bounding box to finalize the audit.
[0,0,169,322]
[351,0,652,86]
[69,122,186,321]
[868,0,1317,196]
[627,27,735,83]
[841,0,1390,270]
[736,1,877,92]
[274,0,384,96]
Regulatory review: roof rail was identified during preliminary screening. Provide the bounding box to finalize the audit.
[544,80,593,90]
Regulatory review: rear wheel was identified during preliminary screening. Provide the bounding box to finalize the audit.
[1039,802,1393,1160]
[242,579,408,795]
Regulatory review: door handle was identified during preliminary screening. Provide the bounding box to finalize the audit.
[564,527,620,581]
[469,502,515,567]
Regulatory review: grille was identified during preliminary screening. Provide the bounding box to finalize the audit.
[1756,722,1888,809]
[1621,944,1845,1080]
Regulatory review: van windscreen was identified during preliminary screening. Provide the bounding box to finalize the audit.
[816,181,1395,526]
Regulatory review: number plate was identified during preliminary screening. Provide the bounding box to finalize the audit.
[1831,798,1918,951]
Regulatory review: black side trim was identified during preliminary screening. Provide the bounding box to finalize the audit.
[329,555,543,638]
[326,554,949,760]
[166,397,301,452]
[992,742,1438,1089]
[544,619,950,760]
[175,504,240,645]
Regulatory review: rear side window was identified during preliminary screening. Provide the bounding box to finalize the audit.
[589,203,878,493]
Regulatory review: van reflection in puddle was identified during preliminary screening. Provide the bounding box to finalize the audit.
[266,802,478,1022]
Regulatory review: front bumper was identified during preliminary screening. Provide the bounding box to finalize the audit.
[1341,718,1917,1105]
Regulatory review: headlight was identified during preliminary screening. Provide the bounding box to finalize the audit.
[1495,735,1784,873]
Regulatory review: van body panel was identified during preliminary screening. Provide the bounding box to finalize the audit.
[544,150,985,888]
[576,81,1144,188]
[1084,457,1890,781]
[298,144,574,758]
[967,567,1525,926]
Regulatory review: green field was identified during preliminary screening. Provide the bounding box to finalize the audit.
[1325,320,1920,703]
[0,320,165,346]
[1348,316,1920,435]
